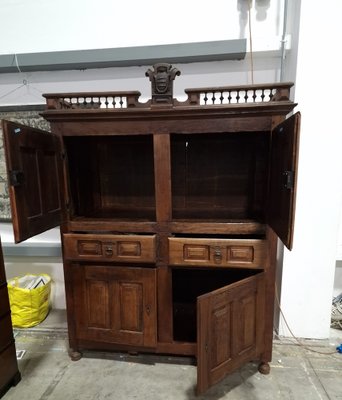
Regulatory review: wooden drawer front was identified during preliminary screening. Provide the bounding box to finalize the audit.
[169,238,266,268]
[0,267,5,283]
[0,314,14,352]
[63,234,156,263]
[0,283,10,319]
[0,344,18,391]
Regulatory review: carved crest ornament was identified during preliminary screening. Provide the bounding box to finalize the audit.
[145,63,180,106]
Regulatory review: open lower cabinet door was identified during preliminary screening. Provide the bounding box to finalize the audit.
[268,112,301,250]
[1,120,63,243]
[196,272,265,395]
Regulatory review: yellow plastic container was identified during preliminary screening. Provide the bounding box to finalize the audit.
[7,274,51,328]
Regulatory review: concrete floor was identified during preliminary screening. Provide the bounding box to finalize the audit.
[3,310,342,400]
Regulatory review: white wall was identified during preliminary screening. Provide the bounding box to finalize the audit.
[0,0,284,53]
[0,57,282,106]
[278,0,342,338]
[0,1,288,107]
[335,213,342,297]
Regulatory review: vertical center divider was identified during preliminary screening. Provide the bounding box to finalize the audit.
[153,133,172,223]
[153,132,173,343]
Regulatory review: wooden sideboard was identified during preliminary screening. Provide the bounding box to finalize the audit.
[0,237,21,397]
[1,63,300,395]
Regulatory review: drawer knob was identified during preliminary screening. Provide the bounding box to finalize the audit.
[213,247,223,264]
[104,245,113,257]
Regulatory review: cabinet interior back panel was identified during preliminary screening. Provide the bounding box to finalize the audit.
[171,132,269,221]
[65,135,156,220]
[172,268,259,342]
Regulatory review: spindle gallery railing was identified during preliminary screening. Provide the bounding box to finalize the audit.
[43,83,293,111]
[43,91,142,110]
[183,83,293,106]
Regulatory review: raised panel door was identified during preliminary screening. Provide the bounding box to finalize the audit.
[73,265,157,348]
[1,120,63,243]
[197,272,265,395]
[268,112,301,250]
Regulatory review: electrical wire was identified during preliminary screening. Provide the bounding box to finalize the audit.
[0,53,26,102]
[280,0,288,82]
[275,285,337,355]
[14,54,22,74]
[248,0,254,85]
[0,83,26,100]
[0,53,44,103]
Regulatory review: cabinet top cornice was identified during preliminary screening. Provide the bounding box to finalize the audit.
[42,64,296,119]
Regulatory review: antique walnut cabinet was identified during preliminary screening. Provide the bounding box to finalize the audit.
[2,64,300,394]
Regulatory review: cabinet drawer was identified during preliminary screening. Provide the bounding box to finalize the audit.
[63,234,156,263]
[0,283,10,319]
[0,343,18,390]
[0,267,5,283]
[0,313,14,352]
[169,237,267,268]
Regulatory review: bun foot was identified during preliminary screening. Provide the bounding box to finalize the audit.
[258,362,270,375]
[69,350,82,361]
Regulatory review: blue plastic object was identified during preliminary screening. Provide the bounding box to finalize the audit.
[336,344,342,354]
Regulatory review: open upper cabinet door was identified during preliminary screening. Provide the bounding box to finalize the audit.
[268,112,301,250]
[197,273,265,395]
[1,120,63,243]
